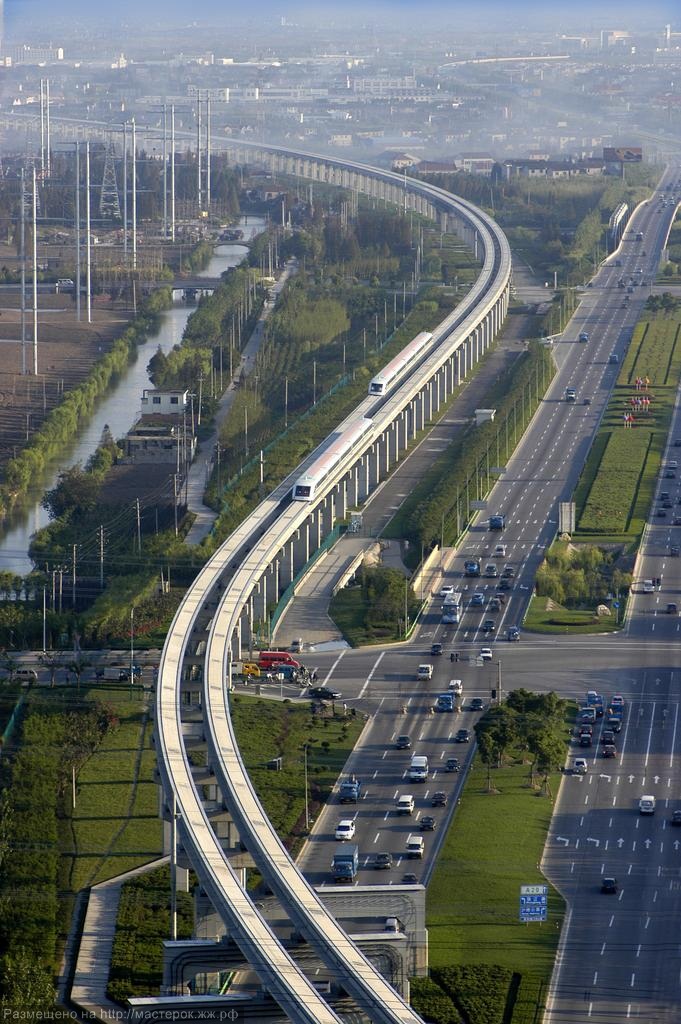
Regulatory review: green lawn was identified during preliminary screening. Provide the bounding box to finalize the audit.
[65,691,162,892]
[426,750,567,1022]
[524,594,623,634]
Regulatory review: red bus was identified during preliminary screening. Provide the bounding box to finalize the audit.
[257,650,301,669]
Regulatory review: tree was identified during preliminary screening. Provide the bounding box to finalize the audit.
[42,465,100,520]
[66,656,90,692]
[39,652,63,688]
[0,949,55,1012]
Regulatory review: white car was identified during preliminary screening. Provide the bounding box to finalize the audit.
[480,648,493,662]
[573,758,588,774]
[639,795,656,815]
[417,664,434,680]
[335,819,356,841]
[440,585,455,598]
[643,579,654,593]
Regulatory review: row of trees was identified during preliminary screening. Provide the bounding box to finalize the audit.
[475,690,568,794]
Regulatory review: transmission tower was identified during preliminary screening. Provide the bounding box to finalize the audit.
[99,138,121,219]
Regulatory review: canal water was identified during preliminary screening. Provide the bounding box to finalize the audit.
[0,217,265,575]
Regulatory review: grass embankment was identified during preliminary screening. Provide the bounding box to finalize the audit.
[63,688,161,892]
[524,596,622,634]
[422,740,569,1022]
[574,310,681,543]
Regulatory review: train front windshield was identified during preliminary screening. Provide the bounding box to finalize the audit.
[368,382,384,395]
[293,485,312,499]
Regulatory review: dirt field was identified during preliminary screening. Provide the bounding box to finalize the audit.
[0,241,134,469]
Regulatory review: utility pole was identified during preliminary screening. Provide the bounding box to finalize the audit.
[40,78,45,176]
[173,474,178,535]
[85,142,91,323]
[196,91,202,213]
[31,164,38,375]
[170,105,176,242]
[123,122,127,262]
[206,95,211,211]
[20,167,26,375]
[136,497,142,553]
[162,103,168,238]
[131,119,137,270]
[72,544,76,607]
[99,525,104,588]
[75,143,81,320]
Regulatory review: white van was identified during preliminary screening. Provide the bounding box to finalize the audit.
[416,664,433,681]
[405,834,424,858]
[639,795,656,815]
[16,667,38,682]
[396,794,415,814]
[409,755,429,782]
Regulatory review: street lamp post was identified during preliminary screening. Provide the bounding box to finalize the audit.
[130,606,135,686]
[304,743,310,830]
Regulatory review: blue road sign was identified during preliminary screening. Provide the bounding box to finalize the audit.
[519,884,548,922]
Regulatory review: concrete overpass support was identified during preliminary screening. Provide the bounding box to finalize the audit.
[322,490,336,536]
[313,506,323,552]
[292,522,311,575]
[282,540,295,588]
[335,479,347,521]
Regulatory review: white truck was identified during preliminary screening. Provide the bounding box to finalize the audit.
[409,755,429,782]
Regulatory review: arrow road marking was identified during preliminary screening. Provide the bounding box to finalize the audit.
[555,836,570,845]
[617,838,625,848]
[587,837,600,847]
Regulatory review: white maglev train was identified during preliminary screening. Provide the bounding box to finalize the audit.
[292,417,374,500]
[368,330,433,396]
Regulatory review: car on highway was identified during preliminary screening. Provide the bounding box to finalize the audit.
[671,546,680,557]
[670,810,681,826]
[639,795,656,815]
[583,397,592,406]
[609,352,619,364]
[665,469,677,479]
[470,698,485,711]
[493,543,507,557]
[484,563,498,578]
[402,873,419,884]
[601,730,615,745]
[482,619,495,634]
[432,791,448,806]
[675,517,681,526]
[498,578,511,590]
[471,592,485,607]
[455,728,471,743]
[445,758,460,773]
[374,852,393,870]
[579,331,589,342]
[430,642,443,656]
[643,579,655,593]
[579,732,592,747]
[502,564,515,577]
[675,439,681,447]
[417,664,433,681]
[602,744,617,758]
[507,626,520,642]
[420,815,437,831]
[440,585,455,598]
[309,686,341,700]
[396,735,411,750]
[335,819,356,841]
[489,596,502,612]
[573,758,588,774]
[601,877,618,894]
[480,648,493,661]
[667,603,678,615]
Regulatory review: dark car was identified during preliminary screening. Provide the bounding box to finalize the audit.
[432,790,448,806]
[674,517,681,526]
[601,877,618,894]
[602,744,617,758]
[502,564,516,578]
[579,733,592,747]
[308,686,341,700]
[402,873,419,884]
[667,603,678,615]
[583,398,592,406]
[420,815,437,831]
[455,728,471,743]
[396,735,411,750]
[601,730,615,745]
[657,509,667,517]
[489,597,502,612]
[675,439,681,447]
[498,578,511,590]
[507,626,520,642]
[471,592,485,607]
[470,698,485,712]
[666,469,677,479]
[671,810,681,826]
[375,852,393,870]
[445,758,460,773]
[482,619,495,634]
[671,546,680,557]
[431,642,443,656]
[663,500,673,509]
[661,492,670,501]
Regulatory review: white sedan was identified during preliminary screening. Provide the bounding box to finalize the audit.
[335,819,356,841]
[439,585,455,598]
[480,648,493,662]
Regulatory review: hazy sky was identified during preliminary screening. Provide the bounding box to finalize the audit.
[6,0,681,31]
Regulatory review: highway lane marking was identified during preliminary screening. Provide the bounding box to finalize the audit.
[608,915,614,927]
[630,973,635,988]
[600,943,606,955]
[322,648,347,686]
[358,651,385,699]
[644,701,656,767]
[671,699,680,769]
[373,833,380,844]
